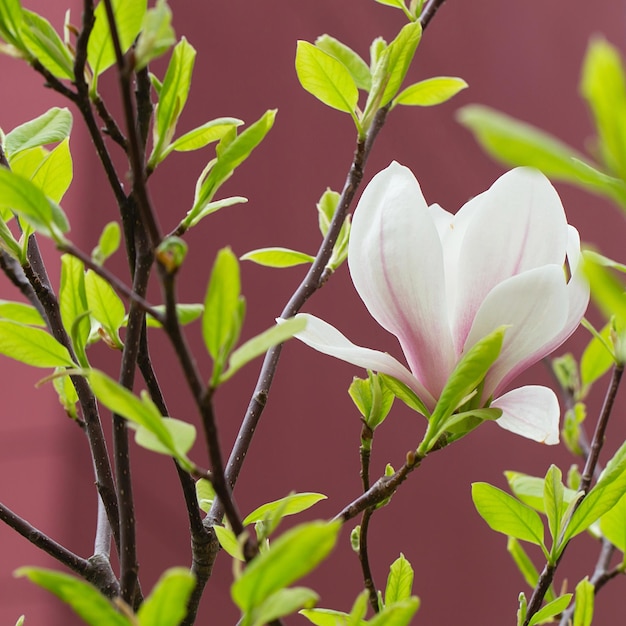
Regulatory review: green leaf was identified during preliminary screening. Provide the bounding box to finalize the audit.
[16,568,131,626]
[565,439,626,541]
[581,322,614,387]
[5,107,72,156]
[137,568,195,626]
[573,578,594,626]
[394,76,467,107]
[0,320,74,367]
[30,137,73,203]
[168,117,244,154]
[0,166,69,239]
[60,254,90,365]
[189,110,275,222]
[472,482,545,547]
[134,0,176,71]
[315,35,371,91]
[373,0,408,9]
[85,269,126,350]
[244,493,327,526]
[195,477,215,513]
[92,221,121,265]
[220,317,306,383]
[379,21,422,106]
[144,303,203,328]
[214,524,244,561]
[0,300,44,326]
[299,608,358,626]
[0,0,26,51]
[251,587,319,626]
[368,598,420,626]
[53,370,79,419]
[202,247,242,369]
[599,491,626,553]
[580,37,626,180]
[149,37,196,167]
[349,372,395,430]
[240,247,315,268]
[134,417,196,459]
[21,10,74,79]
[182,195,248,231]
[295,40,359,114]
[385,554,414,605]
[232,521,341,613]
[87,0,147,84]
[378,374,430,416]
[14,616,24,626]
[583,252,626,322]
[527,594,572,626]
[544,465,567,550]
[316,188,340,237]
[507,538,555,603]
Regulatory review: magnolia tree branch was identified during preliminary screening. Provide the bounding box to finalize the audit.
[524,364,624,625]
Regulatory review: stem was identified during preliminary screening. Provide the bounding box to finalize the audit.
[524,365,624,625]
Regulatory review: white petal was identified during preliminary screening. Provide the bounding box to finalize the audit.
[289,313,436,409]
[492,386,560,444]
[451,168,569,350]
[348,162,456,396]
[463,265,569,399]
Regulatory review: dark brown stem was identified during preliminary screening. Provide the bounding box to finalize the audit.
[419,0,448,28]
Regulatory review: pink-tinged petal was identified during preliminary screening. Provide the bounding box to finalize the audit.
[348,162,456,396]
[492,386,560,444]
[463,265,569,399]
[451,168,569,350]
[289,313,436,409]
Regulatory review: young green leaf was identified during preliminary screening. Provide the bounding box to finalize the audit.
[0,320,74,367]
[15,568,131,626]
[394,76,467,107]
[231,521,341,613]
[527,594,572,626]
[143,303,203,328]
[378,373,430,416]
[565,439,626,541]
[87,0,147,87]
[0,0,26,51]
[137,567,196,626]
[14,616,24,626]
[250,587,319,626]
[315,35,371,91]
[243,493,327,526]
[240,247,315,268]
[133,417,196,460]
[92,221,121,265]
[544,465,567,552]
[295,40,359,114]
[21,10,74,79]
[573,577,594,626]
[53,370,79,419]
[384,554,414,605]
[580,322,614,388]
[30,137,73,203]
[0,300,45,326]
[299,608,362,626]
[195,478,215,513]
[149,37,196,166]
[316,188,340,237]
[85,269,126,350]
[168,117,243,154]
[220,316,307,383]
[5,107,72,156]
[182,195,247,231]
[60,255,90,365]
[368,598,420,626]
[214,524,245,561]
[348,372,395,430]
[599,491,626,553]
[507,538,555,603]
[472,482,545,547]
[134,0,176,70]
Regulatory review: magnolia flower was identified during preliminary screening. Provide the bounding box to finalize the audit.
[294,162,589,444]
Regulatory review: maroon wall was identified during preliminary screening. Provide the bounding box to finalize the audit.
[2,1,626,624]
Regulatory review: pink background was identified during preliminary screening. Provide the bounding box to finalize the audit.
[2,1,626,623]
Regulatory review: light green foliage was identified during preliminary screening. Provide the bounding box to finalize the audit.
[231,521,341,621]
[92,221,121,265]
[295,41,359,115]
[0,300,44,326]
[315,187,351,271]
[378,374,429,416]
[505,471,579,515]
[471,482,545,549]
[214,524,244,561]
[581,322,613,388]
[143,303,203,328]
[137,568,196,626]
[188,110,276,225]
[168,118,244,154]
[149,37,197,167]
[565,439,626,541]
[53,369,79,419]
[14,616,24,626]
[88,369,196,471]
[195,477,215,513]
[315,35,371,91]
[87,0,147,93]
[384,554,414,605]
[544,465,567,547]
[134,0,176,70]
[84,269,125,350]
[573,578,594,626]
[15,568,131,626]
[202,247,244,383]
[517,592,528,626]
[367,598,419,626]
[372,0,416,22]
[220,316,306,383]
[0,0,27,52]
[507,538,555,603]
[21,10,74,79]
[0,320,74,367]
[600,491,626,554]
[243,493,327,527]
[181,196,248,231]
[300,591,368,625]
[394,76,467,107]
[240,247,315,268]
[29,138,73,203]
[527,594,572,626]
[249,588,319,626]
[348,371,394,430]
[60,255,90,365]
[5,107,72,157]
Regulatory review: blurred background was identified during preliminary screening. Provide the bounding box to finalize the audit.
[1,0,626,623]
